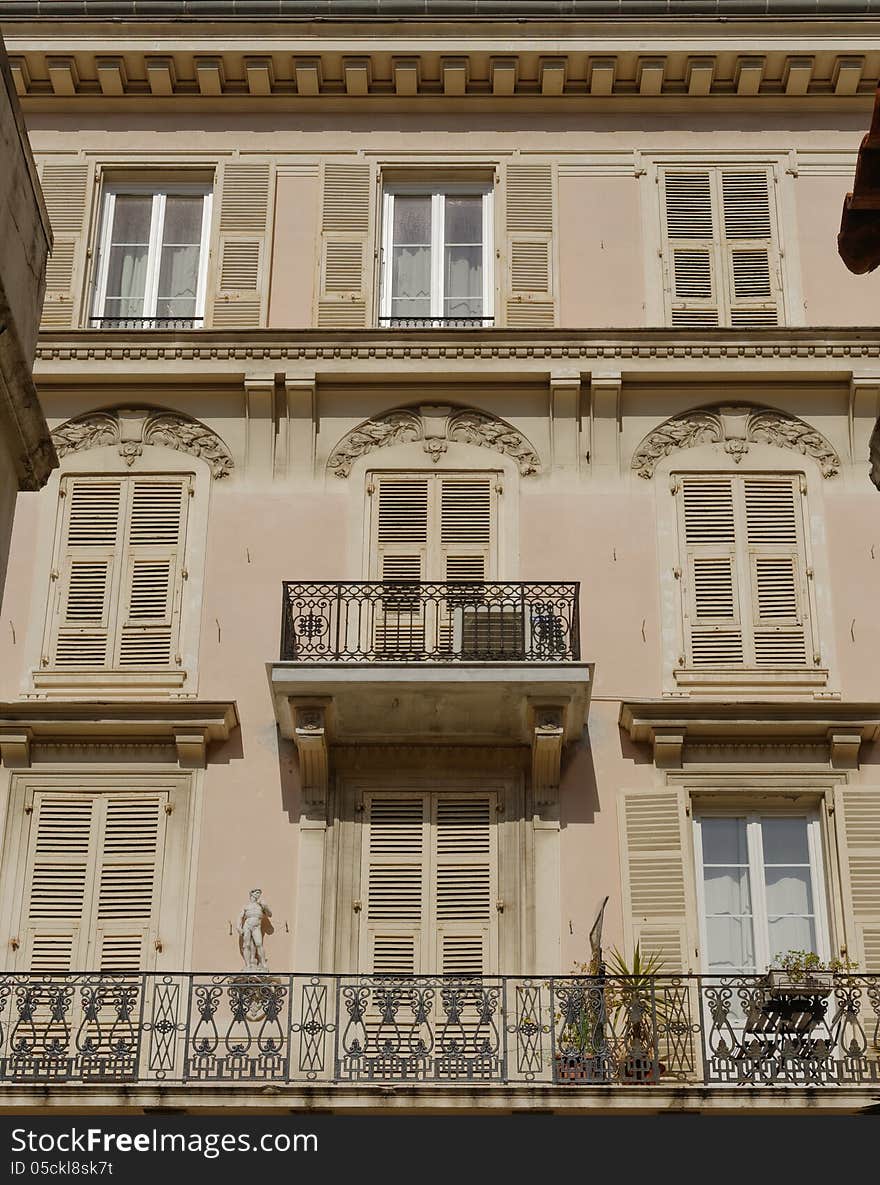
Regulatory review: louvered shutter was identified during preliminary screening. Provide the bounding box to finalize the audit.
[363,795,426,974]
[439,476,493,585]
[834,788,880,972]
[680,478,743,667]
[317,162,372,327]
[743,478,808,666]
[619,789,694,972]
[116,479,188,668]
[504,164,555,327]
[661,171,719,328]
[720,171,782,327]
[434,796,495,976]
[50,478,123,668]
[209,161,273,328]
[373,477,429,654]
[38,159,92,329]
[93,795,166,972]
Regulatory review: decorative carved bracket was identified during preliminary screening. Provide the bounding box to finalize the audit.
[828,730,863,769]
[327,404,540,477]
[531,706,565,807]
[631,403,840,479]
[0,729,33,768]
[52,407,234,478]
[293,704,329,813]
[172,728,210,769]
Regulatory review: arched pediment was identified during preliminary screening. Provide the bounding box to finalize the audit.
[326,404,541,477]
[631,404,840,479]
[51,407,233,479]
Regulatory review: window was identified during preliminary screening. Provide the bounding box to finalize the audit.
[694,813,829,975]
[674,474,814,671]
[659,166,783,327]
[16,788,170,972]
[44,474,190,672]
[91,185,211,328]
[380,185,493,327]
[361,791,497,975]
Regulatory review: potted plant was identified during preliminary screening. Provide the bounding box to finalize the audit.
[766,950,857,998]
[604,944,669,1084]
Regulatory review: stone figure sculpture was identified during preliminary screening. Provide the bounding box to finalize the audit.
[238,888,272,971]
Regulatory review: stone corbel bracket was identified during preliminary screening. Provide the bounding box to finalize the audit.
[530,703,567,807]
[0,729,33,768]
[293,703,330,811]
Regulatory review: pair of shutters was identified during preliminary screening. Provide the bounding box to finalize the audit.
[677,474,811,670]
[19,790,167,973]
[36,156,274,330]
[316,161,557,328]
[661,167,783,327]
[47,475,189,670]
[620,788,880,974]
[362,792,497,976]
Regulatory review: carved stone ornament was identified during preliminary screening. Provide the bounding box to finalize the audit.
[52,407,234,478]
[327,404,540,477]
[631,404,840,479]
[867,421,880,492]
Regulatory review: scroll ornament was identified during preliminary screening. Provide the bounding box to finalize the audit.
[631,405,840,479]
[52,408,234,478]
[327,405,540,477]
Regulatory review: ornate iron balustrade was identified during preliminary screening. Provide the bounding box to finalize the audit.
[0,972,878,1087]
[280,581,580,663]
[377,317,494,329]
[88,317,204,330]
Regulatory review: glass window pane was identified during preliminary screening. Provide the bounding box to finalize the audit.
[703,866,752,916]
[391,244,431,314]
[445,245,482,318]
[701,817,748,866]
[104,248,149,316]
[761,817,810,865]
[110,195,152,246]
[706,917,755,973]
[768,915,816,964]
[157,245,200,318]
[161,195,204,246]
[393,196,431,246]
[764,867,813,917]
[445,196,482,244]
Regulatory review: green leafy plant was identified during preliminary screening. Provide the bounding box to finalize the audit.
[771,949,858,978]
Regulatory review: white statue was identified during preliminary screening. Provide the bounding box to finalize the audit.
[238,887,272,971]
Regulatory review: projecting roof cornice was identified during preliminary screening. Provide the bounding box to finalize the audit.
[619,700,880,769]
[5,21,880,102]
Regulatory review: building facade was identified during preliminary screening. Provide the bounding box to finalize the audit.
[0,31,55,601]
[1,0,880,1112]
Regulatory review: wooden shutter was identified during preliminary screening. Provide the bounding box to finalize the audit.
[504,164,555,327]
[38,159,92,329]
[619,789,694,972]
[50,478,123,668]
[439,476,494,584]
[209,161,273,328]
[434,795,495,976]
[678,475,810,670]
[661,170,719,328]
[317,162,372,327]
[743,477,808,666]
[835,788,880,972]
[363,795,426,974]
[720,171,781,327]
[19,791,167,973]
[680,477,743,667]
[116,479,188,668]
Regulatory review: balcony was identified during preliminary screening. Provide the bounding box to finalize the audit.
[269,582,591,758]
[1,972,877,1097]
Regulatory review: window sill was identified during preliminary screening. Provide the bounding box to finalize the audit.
[29,669,191,700]
[673,667,829,695]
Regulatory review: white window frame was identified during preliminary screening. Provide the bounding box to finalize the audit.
[693,810,831,974]
[379,183,494,326]
[91,183,212,327]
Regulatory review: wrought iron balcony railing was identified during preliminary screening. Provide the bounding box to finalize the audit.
[0,972,878,1088]
[377,317,494,329]
[88,317,204,330]
[280,581,579,663]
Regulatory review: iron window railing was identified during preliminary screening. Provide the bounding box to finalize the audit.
[0,972,878,1087]
[280,581,580,663]
[377,317,494,329]
[88,317,204,330]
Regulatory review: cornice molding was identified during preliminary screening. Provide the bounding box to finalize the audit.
[51,406,234,478]
[631,403,840,479]
[32,328,880,367]
[327,403,540,477]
